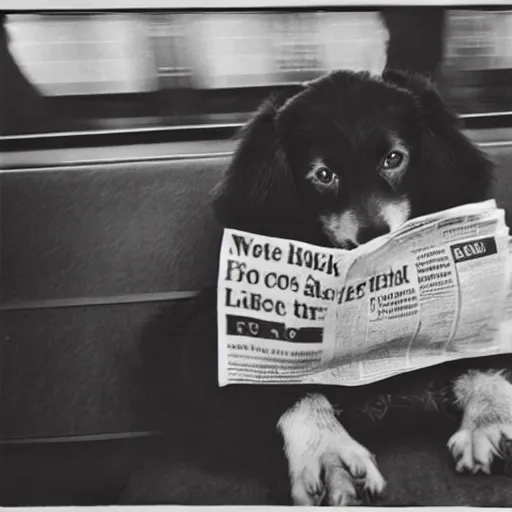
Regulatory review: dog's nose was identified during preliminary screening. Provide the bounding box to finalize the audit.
[357,225,390,245]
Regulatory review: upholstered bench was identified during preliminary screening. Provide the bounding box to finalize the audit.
[3,137,512,505]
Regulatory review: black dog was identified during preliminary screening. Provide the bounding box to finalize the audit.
[162,69,512,506]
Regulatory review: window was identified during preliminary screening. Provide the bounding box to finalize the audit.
[2,7,512,144]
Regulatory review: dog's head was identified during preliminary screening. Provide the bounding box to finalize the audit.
[212,70,493,248]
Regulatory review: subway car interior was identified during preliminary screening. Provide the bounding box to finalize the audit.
[2,3,512,507]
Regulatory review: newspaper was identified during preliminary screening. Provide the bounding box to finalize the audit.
[217,200,512,387]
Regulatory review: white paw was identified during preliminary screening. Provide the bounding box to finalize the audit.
[447,423,512,475]
[288,432,386,506]
[279,394,386,505]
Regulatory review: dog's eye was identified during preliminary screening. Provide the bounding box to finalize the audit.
[314,167,336,185]
[382,151,405,170]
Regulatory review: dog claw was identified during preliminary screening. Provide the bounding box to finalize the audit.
[448,424,512,476]
[289,447,385,506]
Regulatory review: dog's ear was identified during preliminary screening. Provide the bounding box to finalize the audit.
[211,91,302,235]
[382,70,494,212]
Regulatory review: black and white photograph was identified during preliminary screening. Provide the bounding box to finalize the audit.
[2,0,512,508]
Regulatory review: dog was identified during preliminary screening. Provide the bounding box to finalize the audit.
[164,69,512,506]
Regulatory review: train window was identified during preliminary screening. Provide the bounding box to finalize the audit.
[2,7,512,144]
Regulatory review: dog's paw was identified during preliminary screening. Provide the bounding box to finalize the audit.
[289,436,386,506]
[447,423,512,475]
[449,370,512,476]
[279,394,385,506]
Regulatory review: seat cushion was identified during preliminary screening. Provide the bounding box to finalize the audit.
[119,432,512,506]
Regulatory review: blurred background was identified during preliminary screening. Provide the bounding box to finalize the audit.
[2,7,512,136]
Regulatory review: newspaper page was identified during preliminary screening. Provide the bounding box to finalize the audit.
[217,200,512,387]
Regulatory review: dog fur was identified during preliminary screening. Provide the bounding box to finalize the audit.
[163,70,512,506]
